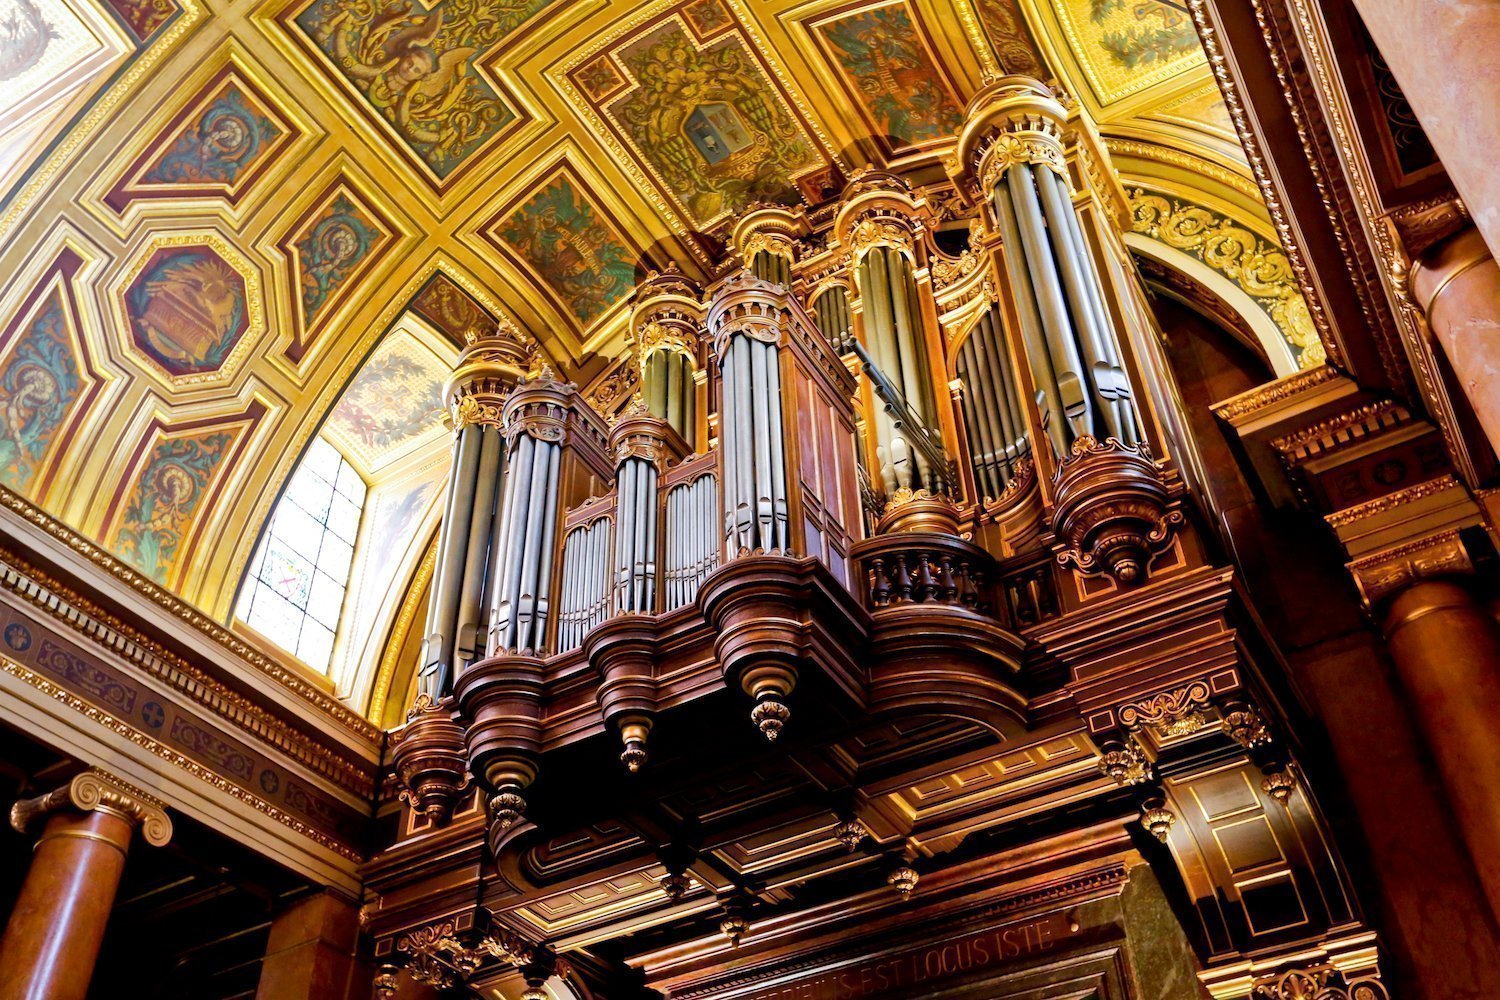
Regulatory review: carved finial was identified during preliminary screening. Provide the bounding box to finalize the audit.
[834,817,868,853]
[750,695,790,742]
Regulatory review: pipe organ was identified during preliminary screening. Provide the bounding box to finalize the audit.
[379,77,1379,1000]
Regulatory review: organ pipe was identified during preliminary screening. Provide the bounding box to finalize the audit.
[956,308,1030,499]
[973,80,1140,452]
[557,516,611,651]
[488,384,568,656]
[641,348,696,444]
[812,286,854,354]
[709,275,792,556]
[857,245,941,494]
[416,332,528,701]
[662,474,716,610]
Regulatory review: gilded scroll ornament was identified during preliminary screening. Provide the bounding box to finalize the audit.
[1128,190,1324,368]
[1250,966,1388,1000]
[1118,680,1212,735]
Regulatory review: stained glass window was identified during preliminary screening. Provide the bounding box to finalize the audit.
[236,437,365,672]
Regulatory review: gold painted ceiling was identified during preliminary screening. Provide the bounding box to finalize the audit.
[0,0,1283,713]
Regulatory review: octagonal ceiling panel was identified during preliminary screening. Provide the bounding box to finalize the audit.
[117,233,263,384]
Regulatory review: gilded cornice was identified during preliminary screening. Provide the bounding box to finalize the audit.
[1182,0,1338,364]
[1209,363,1339,423]
[0,548,376,796]
[0,654,362,861]
[1325,476,1464,530]
[1107,137,1259,203]
[0,485,379,744]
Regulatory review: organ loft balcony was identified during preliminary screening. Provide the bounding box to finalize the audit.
[365,79,1366,997]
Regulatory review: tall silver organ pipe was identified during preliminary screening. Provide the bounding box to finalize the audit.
[956,308,1031,499]
[556,515,611,652]
[489,383,567,656]
[642,349,695,444]
[857,246,940,494]
[711,275,791,555]
[416,332,527,700]
[979,83,1139,452]
[662,473,717,610]
[812,286,854,354]
[610,422,664,615]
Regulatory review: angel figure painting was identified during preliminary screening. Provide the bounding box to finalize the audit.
[294,0,555,177]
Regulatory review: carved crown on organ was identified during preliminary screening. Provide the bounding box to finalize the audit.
[391,75,1188,860]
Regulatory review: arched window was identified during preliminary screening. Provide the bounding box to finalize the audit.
[236,437,366,672]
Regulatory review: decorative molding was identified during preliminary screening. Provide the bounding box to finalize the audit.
[0,546,375,796]
[0,654,362,860]
[1346,528,1472,608]
[0,486,378,743]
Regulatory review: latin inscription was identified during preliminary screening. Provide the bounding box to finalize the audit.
[737,913,1072,1000]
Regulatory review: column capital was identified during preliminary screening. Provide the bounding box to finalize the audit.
[445,319,534,430]
[952,76,1068,192]
[1324,475,1483,607]
[10,768,172,847]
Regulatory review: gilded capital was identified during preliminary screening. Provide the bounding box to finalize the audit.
[705,270,790,357]
[833,170,926,264]
[446,318,534,429]
[952,75,1068,193]
[10,768,172,847]
[732,205,805,269]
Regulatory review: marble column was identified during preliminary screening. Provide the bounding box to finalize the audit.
[1409,225,1500,456]
[1382,577,1500,923]
[1353,0,1500,261]
[256,890,367,1000]
[0,770,171,1000]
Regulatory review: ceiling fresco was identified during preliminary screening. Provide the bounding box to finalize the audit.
[0,0,1288,712]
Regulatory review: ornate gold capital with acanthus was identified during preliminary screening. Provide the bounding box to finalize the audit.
[952,75,1068,194]
[10,768,172,847]
[732,205,805,269]
[446,318,534,430]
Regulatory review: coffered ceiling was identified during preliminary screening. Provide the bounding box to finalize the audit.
[0,0,1270,704]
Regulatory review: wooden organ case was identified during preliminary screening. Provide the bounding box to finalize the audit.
[370,78,1390,1000]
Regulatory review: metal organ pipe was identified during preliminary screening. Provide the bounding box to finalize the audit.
[557,517,611,651]
[957,309,1031,499]
[990,176,1067,457]
[713,278,790,556]
[1033,166,1138,444]
[812,286,853,354]
[1006,168,1095,446]
[982,115,1140,453]
[419,418,509,700]
[488,396,565,657]
[856,247,938,492]
[455,426,504,668]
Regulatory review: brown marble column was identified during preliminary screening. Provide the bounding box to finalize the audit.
[1353,0,1500,260]
[0,770,172,1000]
[1381,576,1500,923]
[1409,225,1500,455]
[256,889,368,1000]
